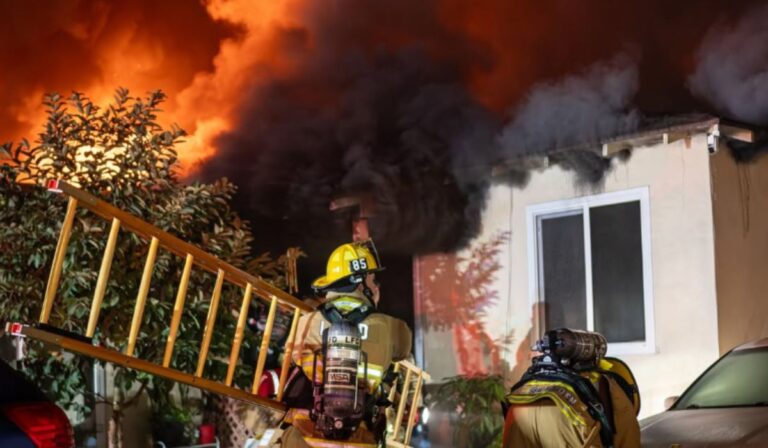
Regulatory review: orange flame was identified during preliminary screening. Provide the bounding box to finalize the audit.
[1,0,308,176]
[0,0,740,175]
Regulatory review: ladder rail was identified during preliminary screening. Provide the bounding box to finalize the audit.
[9,324,287,412]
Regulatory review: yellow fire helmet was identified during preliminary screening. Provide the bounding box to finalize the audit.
[599,356,641,416]
[312,239,384,293]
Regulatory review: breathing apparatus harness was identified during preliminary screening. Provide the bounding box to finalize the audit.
[508,328,617,448]
[307,240,393,441]
[310,299,374,440]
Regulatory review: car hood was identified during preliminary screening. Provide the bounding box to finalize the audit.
[641,407,768,447]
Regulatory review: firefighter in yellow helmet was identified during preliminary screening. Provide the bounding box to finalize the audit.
[279,240,412,447]
[503,328,641,448]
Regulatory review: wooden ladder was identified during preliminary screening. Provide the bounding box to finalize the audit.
[6,179,314,413]
[386,360,431,448]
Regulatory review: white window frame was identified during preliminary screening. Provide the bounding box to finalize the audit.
[526,187,655,356]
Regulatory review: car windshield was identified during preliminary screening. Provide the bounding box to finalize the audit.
[675,348,768,409]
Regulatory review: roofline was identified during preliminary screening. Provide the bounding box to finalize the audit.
[493,115,758,175]
[601,116,755,157]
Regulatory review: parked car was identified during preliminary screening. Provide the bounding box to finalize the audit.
[0,357,74,448]
[641,337,768,446]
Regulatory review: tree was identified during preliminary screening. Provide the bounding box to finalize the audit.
[418,231,513,375]
[417,233,512,447]
[0,89,291,446]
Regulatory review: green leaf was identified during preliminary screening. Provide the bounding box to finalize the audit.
[1,87,296,429]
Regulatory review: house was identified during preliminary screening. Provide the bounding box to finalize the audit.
[414,114,767,418]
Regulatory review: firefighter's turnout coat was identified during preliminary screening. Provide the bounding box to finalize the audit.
[280,301,412,447]
[503,372,640,448]
[292,306,412,390]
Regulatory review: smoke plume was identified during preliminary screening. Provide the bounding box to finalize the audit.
[3,0,766,256]
[205,41,498,254]
[498,54,641,183]
[689,3,768,125]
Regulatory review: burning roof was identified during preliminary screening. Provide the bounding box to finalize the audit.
[494,113,763,184]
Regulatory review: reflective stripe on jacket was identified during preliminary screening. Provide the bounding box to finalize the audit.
[504,374,641,448]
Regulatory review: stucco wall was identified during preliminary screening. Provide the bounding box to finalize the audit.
[710,145,768,353]
[418,133,723,419]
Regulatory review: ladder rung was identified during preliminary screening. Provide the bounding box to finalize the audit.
[276,307,301,401]
[126,236,160,357]
[196,269,225,378]
[252,296,278,393]
[40,197,78,324]
[86,217,121,338]
[225,283,253,386]
[163,253,194,368]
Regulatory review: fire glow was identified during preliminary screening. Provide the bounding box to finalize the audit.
[3,0,768,254]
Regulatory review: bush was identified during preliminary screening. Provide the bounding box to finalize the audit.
[426,374,506,447]
[0,89,292,446]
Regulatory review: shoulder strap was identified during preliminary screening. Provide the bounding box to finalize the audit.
[319,301,373,325]
[597,374,615,434]
[508,367,616,448]
[598,363,640,415]
[319,303,344,324]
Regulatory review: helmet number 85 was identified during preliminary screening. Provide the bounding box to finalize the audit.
[350,258,368,272]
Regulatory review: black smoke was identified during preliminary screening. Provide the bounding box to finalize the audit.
[498,54,641,183]
[203,4,500,257]
[688,4,768,161]
[689,3,768,126]
[205,2,474,261]
[204,43,642,260]
[203,0,767,264]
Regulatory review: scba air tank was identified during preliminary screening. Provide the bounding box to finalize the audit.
[321,321,364,438]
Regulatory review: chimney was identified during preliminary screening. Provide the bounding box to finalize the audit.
[329,193,375,241]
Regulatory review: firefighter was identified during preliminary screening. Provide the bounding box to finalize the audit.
[503,328,641,448]
[279,240,412,447]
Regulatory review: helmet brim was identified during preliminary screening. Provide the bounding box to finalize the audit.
[311,267,385,293]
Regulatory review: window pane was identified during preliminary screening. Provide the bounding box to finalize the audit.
[590,201,645,342]
[540,213,587,331]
